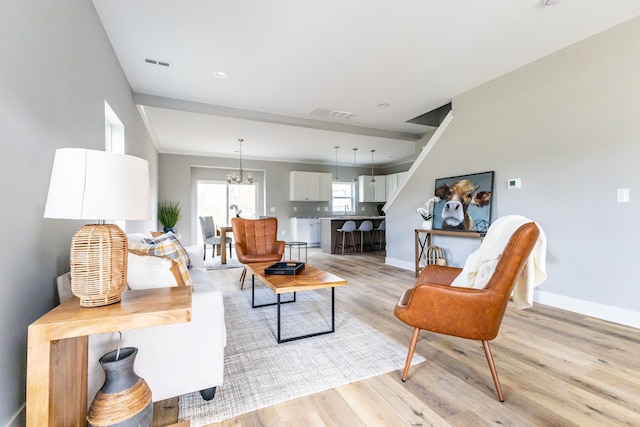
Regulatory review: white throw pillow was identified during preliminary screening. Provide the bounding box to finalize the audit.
[127,251,185,290]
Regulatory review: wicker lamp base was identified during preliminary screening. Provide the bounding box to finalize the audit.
[70,224,128,307]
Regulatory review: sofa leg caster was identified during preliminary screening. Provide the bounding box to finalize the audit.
[199,387,216,401]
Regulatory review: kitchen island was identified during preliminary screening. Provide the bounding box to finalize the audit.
[320,216,385,253]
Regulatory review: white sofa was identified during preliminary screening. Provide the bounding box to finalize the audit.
[56,235,226,405]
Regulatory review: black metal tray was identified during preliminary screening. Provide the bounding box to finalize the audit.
[264,262,305,275]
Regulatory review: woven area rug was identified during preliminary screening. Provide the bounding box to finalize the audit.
[203,257,243,270]
[178,286,425,425]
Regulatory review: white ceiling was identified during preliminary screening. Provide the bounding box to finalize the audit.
[92,0,640,167]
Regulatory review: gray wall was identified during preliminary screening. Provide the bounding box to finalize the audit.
[159,153,389,246]
[386,16,640,319]
[0,1,158,425]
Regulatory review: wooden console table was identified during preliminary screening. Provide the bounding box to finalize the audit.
[414,229,484,277]
[26,286,192,426]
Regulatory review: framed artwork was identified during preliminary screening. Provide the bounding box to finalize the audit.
[433,171,494,233]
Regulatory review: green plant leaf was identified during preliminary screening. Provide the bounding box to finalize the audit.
[158,200,181,228]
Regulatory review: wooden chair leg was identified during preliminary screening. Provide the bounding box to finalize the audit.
[402,327,421,381]
[239,267,247,289]
[482,340,505,402]
[203,244,207,261]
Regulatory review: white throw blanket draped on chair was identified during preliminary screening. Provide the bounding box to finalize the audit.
[451,215,547,309]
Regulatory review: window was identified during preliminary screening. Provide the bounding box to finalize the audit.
[332,182,355,214]
[196,180,257,245]
[105,101,126,230]
[104,101,124,154]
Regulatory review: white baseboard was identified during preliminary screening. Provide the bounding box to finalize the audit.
[385,257,415,272]
[384,258,639,330]
[534,290,640,329]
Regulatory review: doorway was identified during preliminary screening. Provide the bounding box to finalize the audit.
[196,180,257,245]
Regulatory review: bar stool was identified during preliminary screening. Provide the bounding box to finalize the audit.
[334,220,357,254]
[356,220,374,252]
[373,220,386,251]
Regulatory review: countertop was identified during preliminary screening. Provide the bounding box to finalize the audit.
[319,216,385,220]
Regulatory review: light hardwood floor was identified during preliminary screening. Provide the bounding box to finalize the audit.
[154,248,640,426]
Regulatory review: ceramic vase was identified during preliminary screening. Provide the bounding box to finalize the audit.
[422,220,433,230]
[87,347,152,427]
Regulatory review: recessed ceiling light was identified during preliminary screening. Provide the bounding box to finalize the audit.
[377,103,390,108]
[215,70,229,79]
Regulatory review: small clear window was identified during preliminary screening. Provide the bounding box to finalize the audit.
[332,182,355,214]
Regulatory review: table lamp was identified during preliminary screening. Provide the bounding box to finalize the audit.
[44,148,150,307]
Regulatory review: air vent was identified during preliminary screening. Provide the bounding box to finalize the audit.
[311,108,355,119]
[145,58,170,67]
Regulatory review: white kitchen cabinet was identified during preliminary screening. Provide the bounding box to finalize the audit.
[397,171,408,186]
[290,171,332,201]
[290,217,321,247]
[385,171,408,200]
[318,173,332,201]
[358,175,386,202]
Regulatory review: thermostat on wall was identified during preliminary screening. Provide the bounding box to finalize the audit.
[507,178,521,189]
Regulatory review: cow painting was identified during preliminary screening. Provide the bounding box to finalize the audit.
[433,172,494,232]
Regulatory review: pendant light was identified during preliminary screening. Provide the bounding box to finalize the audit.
[352,148,358,186]
[370,149,376,185]
[227,139,254,184]
[333,146,340,182]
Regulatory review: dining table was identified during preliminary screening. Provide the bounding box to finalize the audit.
[216,225,234,264]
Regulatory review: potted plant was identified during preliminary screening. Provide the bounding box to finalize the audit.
[158,200,181,233]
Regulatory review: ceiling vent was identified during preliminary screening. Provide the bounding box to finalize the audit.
[145,58,170,67]
[311,108,355,119]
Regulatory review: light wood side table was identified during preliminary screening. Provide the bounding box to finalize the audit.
[26,286,192,427]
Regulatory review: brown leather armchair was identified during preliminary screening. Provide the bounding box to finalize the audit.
[232,217,285,288]
[394,222,540,401]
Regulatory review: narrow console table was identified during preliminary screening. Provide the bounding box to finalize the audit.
[26,286,192,427]
[414,229,484,277]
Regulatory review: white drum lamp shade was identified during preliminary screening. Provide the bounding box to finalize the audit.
[45,148,151,307]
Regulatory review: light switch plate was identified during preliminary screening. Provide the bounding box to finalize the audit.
[617,188,630,203]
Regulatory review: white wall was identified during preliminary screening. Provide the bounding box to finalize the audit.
[0,1,158,425]
[386,16,640,324]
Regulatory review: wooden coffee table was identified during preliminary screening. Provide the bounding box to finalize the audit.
[244,262,347,343]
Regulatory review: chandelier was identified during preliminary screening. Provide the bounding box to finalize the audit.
[227,138,254,184]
